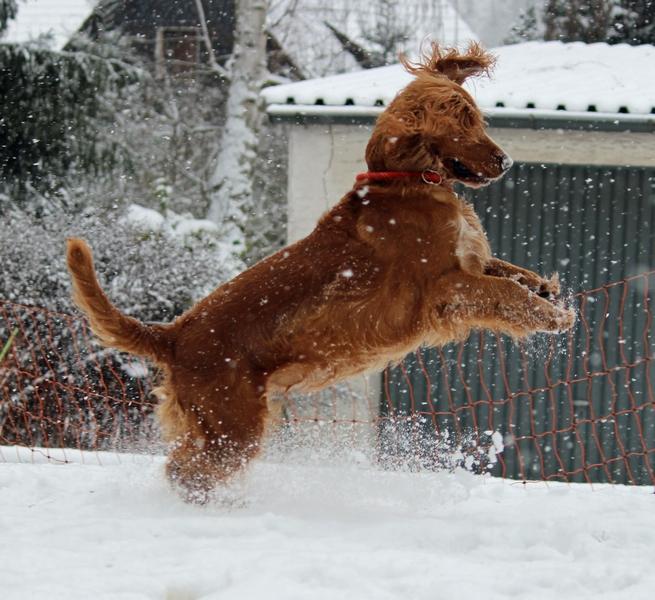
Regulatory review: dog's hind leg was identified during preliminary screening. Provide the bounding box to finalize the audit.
[166,431,264,504]
[161,367,269,504]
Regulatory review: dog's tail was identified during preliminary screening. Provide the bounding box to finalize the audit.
[66,238,172,362]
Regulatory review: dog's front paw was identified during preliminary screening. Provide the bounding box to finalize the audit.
[555,305,576,331]
[540,304,576,333]
[536,273,561,301]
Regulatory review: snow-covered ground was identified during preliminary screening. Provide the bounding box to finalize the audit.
[2,445,654,600]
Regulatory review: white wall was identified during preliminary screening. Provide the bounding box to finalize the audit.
[287,123,370,242]
[287,122,655,242]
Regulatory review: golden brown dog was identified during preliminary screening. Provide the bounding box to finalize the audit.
[67,43,575,502]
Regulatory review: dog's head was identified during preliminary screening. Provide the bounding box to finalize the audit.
[365,43,512,188]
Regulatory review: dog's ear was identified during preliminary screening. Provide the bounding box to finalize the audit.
[401,42,494,85]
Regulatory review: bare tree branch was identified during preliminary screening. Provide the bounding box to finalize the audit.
[193,0,231,79]
[324,21,382,69]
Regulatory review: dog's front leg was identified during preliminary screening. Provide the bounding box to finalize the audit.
[484,257,560,299]
[437,270,575,337]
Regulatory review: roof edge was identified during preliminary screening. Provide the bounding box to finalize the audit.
[266,104,655,132]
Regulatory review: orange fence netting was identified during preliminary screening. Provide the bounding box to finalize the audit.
[1,271,654,485]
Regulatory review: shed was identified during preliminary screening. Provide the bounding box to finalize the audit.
[1,0,236,74]
[262,41,655,484]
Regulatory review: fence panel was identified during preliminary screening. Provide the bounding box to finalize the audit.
[383,272,655,485]
[0,301,158,455]
[2,271,654,486]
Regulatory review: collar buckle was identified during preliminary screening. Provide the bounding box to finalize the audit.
[421,169,443,185]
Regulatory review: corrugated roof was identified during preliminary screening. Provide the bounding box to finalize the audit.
[262,41,655,117]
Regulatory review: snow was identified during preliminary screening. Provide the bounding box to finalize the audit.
[2,445,655,599]
[262,41,655,116]
[124,203,220,240]
[124,204,166,232]
[1,0,96,51]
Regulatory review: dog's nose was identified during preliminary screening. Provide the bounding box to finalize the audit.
[499,153,513,171]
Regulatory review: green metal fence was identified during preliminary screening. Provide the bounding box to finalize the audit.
[382,163,655,485]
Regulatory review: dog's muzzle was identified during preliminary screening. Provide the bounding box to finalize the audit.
[500,154,513,172]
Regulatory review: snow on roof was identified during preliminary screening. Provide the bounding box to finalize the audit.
[1,0,95,51]
[268,0,476,78]
[262,41,655,117]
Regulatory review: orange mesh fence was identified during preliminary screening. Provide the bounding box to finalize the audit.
[1,270,654,485]
[0,301,159,457]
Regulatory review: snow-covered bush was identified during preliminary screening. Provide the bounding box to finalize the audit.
[0,202,244,450]
[0,203,243,319]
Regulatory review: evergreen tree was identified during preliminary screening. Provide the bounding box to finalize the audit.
[542,0,654,44]
[0,9,140,205]
[544,0,614,42]
[610,0,655,44]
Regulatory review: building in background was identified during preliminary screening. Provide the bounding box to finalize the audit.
[2,0,238,76]
[1,0,480,79]
[262,40,655,483]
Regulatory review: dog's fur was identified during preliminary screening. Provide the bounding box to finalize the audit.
[66,43,575,502]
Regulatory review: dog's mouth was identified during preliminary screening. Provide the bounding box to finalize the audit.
[443,158,490,186]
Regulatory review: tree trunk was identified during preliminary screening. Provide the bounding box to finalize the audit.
[207,0,268,234]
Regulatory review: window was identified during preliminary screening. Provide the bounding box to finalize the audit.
[155,27,202,76]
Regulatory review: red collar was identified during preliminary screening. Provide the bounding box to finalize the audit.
[355,169,444,186]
